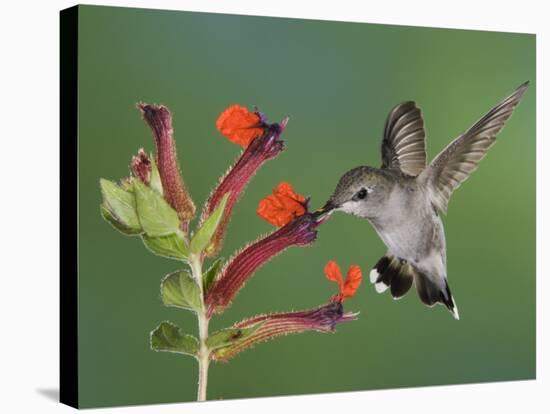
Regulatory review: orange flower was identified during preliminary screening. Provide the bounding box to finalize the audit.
[256,182,307,227]
[324,260,362,302]
[216,105,264,147]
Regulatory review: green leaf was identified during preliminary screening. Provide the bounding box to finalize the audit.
[150,158,164,195]
[150,321,198,357]
[100,178,142,234]
[206,323,263,351]
[133,180,180,237]
[203,258,224,292]
[161,270,202,312]
[142,233,189,260]
[100,205,141,235]
[190,193,229,254]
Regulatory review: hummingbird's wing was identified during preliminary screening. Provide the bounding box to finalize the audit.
[420,82,529,213]
[381,101,427,177]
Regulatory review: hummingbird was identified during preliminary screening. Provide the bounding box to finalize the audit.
[318,82,529,319]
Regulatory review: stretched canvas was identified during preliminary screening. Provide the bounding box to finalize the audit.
[60,4,536,408]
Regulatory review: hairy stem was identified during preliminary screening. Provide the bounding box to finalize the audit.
[190,254,210,401]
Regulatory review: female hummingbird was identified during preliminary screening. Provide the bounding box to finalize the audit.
[319,82,529,319]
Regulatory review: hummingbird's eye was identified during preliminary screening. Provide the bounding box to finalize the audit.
[354,188,368,200]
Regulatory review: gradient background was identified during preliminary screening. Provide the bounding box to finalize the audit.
[76,5,536,408]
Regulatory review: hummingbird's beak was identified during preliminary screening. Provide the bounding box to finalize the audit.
[312,200,337,219]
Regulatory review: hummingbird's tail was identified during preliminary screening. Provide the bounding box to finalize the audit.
[369,255,415,299]
[369,254,460,320]
[415,272,460,320]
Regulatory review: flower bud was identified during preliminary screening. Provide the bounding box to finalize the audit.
[137,103,196,227]
[131,148,152,184]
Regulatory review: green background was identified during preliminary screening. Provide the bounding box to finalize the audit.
[76,5,536,408]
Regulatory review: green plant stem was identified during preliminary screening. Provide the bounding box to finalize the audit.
[190,254,210,401]
[196,310,210,401]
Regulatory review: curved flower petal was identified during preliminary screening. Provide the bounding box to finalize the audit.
[216,105,264,147]
[342,265,362,299]
[324,260,344,289]
[273,182,305,203]
[325,261,363,302]
[257,182,307,227]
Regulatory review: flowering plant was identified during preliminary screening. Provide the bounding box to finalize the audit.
[99,103,362,401]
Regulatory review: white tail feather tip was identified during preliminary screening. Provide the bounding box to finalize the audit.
[375,282,389,293]
[369,268,379,284]
[451,304,460,320]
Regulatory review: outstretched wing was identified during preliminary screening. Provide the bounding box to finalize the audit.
[381,101,427,177]
[420,81,529,213]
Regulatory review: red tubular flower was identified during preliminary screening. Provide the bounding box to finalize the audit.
[200,111,288,256]
[257,182,307,227]
[325,260,363,303]
[131,148,152,184]
[205,212,320,316]
[210,302,358,362]
[138,103,196,226]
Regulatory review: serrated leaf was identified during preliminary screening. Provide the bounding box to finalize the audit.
[161,270,202,311]
[142,232,189,260]
[203,258,224,292]
[190,193,229,254]
[100,178,142,234]
[150,158,163,195]
[206,323,263,351]
[150,321,198,357]
[133,180,180,237]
